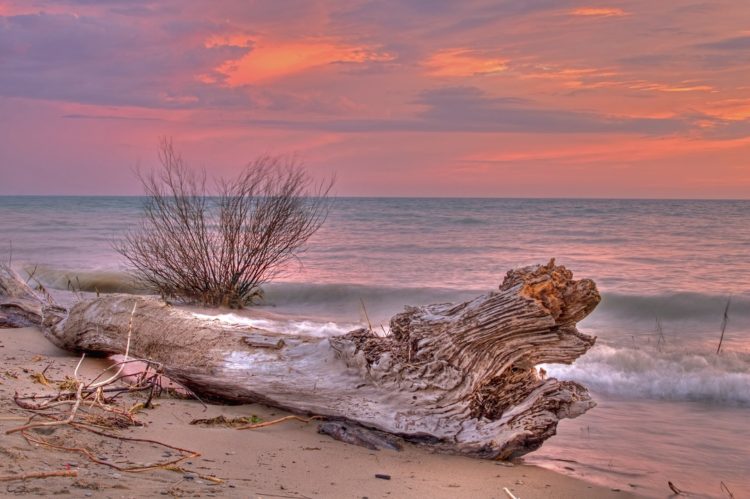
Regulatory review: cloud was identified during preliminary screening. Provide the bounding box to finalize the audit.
[570,7,628,17]
[62,113,164,122]
[214,38,395,85]
[237,86,688,135]
[697,35,750,51]
[414,87,684,134]
[0,11,251,108]
[423,49,508,77]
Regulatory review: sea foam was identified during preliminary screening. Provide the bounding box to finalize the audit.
[543,344,750,405]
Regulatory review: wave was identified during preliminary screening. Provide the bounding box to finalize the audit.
[25,265,481,321]
[543,345,750,406]
[22,265,148,294]
[191,312,361,338]
[594,292,750,323]
[258,282,481,323]
[452,216,487,225]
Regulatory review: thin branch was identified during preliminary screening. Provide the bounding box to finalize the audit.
[0,470,78,482]
[236,415,322,430]
[716,297,731,354]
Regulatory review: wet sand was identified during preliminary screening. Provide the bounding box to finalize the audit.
[0,326,639,499]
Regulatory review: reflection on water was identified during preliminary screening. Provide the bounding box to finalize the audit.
[527,394,750,498]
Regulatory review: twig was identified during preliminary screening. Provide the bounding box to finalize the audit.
[720,481,735,498]
[0,470,77,482]
[89,301,137,389]
[668,481,684,495]
[360,298,373,332]
[655,316,665,352]
[716,297,731,354]
[22,425,200,473]
[255,493,312,499]
[503,487,519,499]
[25,264,38,284]
[237,415,322,430]
[7,240,11,267]
[7,381,84,434]
[163,465,224,484]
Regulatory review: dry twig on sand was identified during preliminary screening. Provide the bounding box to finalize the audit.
[503,487,519,499]
[237,414,323,430]
[0,470,78,482]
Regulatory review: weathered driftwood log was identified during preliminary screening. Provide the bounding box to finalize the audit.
[0,261,599,459]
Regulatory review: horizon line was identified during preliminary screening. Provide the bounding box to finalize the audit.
[0,194,748,202]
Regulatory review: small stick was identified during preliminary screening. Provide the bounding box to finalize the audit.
[721,481,735,498]
[237,415,322,430]
[655,316,665,352]
[22,426,200,473]
[716,297,731,354]
[0,470,77,482]
[164,465,224,484]
[360,298,373,332]
[503,487,519,499]
[89,301,137,389]
[25,264,38,284]
[668,481,684,495]
[255,493,312,499]
[7,381,84,434]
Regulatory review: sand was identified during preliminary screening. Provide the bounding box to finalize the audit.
[0,326,639,499]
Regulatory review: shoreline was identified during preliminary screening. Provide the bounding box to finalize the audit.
[0,326,639,498]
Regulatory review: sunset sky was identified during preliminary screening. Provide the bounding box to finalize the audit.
[1,0,749,197]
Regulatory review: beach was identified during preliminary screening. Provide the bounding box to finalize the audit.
[0,325,637,499]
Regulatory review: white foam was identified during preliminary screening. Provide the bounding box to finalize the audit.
[192,312,359,338]
[542,345,750,405]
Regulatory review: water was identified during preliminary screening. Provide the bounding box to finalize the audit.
[1,196,748,497]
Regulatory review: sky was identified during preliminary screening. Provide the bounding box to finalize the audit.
[0,0,749,198]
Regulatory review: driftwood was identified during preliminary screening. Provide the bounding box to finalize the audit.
[0,261,600,459]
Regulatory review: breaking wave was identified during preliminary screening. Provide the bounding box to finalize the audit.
[543,345,750,406]
[191,312,361,338]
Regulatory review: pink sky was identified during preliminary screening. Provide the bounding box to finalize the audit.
[0,0,749,197]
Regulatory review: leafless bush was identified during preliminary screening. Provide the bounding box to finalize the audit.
[116,139,333,308]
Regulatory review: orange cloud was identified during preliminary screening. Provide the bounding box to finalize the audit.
[703,98,750,121]
[463,135,750,166]
[571,7,628,17]
[521,65,619,89]
[520,63,715,96]
[424,49,509,77]
[215,38,394,86]
[628,81,714,93]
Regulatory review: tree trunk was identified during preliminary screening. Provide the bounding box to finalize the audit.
[0,261,600,459]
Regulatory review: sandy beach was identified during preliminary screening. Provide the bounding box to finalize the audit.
[0,325,639,499]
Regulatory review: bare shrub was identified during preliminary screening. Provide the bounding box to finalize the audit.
[117,139,333,308]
